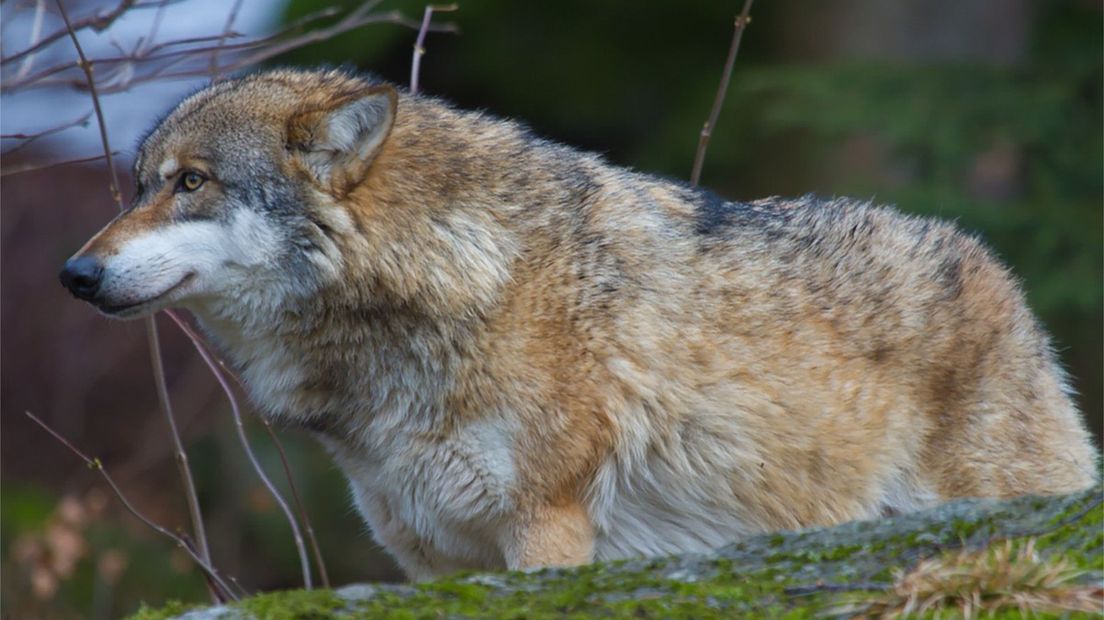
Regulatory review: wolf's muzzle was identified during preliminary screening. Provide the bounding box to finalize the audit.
[59,256,104,301]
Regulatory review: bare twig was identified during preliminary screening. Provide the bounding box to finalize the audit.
[178,531,249,600]
[139,0,172,55]
[55,0,215,596]
[5,8,285,91]
[1,110,92,156]
[689,0,754,187]
[3,3,456,94]
[24,411,238,602]
[165,311,314,590]
[0,151,119,177]
[226,3,457,77]
[209,0,245,81]
[177,317,332,589]
[55,0,122,206]
[144,318,213,568]
[4,0,140,66]
[2,112,93,141]
[410,3,458,95]
[225,574,250,599]
[14,0,48,80]
[258,414,331,589]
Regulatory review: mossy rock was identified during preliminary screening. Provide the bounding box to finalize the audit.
[138,483,1102,619]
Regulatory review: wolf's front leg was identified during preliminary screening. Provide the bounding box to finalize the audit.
[353,491,443,581]
[503,502,595,570]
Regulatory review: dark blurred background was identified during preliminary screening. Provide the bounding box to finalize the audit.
[2,0,1100,617]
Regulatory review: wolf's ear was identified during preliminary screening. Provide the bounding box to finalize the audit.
[288,85,397,195]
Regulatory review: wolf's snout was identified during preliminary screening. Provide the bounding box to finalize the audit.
[59,256,104,301]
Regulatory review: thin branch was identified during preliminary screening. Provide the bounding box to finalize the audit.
[165,311,314,590]
[3,0,139,66]
[226,4,457,76]
[132,0,189,7]
[138,0,171,56]
[24,411,238,602]
[1,110,92,156]
[144,318,213,569]
[164,311,332,590]
[410,3,458,95]
[209,0,245,81]
[0,150,119,177]
[689,0,754,187]
[176,316,332,589]
[177,531,250,600]
[55,0,122,207]
[3,3,455,94]
[150,32,249,52]
[1,112,93,140]
[259,414,331,589]
[192,6,333,578]
[3,5,343,92]
[225,574,250,599]
[14,0,48,80]
[56,0,215,598]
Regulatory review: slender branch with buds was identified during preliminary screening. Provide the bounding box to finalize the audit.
[54,0,124,204]
[0,151,120,177]
[176,313,334,589]
[13,0,48,80]
[258,414,332,589]
[209,0,245,81]
[54,0,215,584]
[24,411,238,602]
[690,0,754,187]
[1,111,92,153]
[2,3,457,94]
[3,0,141,67]
[165,311,314,590]
[410,4,458,95]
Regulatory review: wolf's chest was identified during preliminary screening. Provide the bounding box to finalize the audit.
[322,417,520,572]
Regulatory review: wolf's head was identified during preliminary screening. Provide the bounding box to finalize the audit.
[59,70,398,321]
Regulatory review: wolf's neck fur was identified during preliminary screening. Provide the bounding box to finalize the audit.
[194,292,488,445]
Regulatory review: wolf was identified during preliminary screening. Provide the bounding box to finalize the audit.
[60,68,1098,580]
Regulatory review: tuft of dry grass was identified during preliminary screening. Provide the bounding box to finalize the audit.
[841,538,1102,619]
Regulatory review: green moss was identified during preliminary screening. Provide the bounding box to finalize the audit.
[1033,491,1104,572]
[129,600,196,620]
[418,580,490,604]
[234,589,345,620]
[133,484,1103,619]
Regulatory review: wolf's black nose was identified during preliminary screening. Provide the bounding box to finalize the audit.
[59,256,104,301]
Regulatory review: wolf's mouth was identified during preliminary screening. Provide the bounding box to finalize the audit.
[98,272,196,317]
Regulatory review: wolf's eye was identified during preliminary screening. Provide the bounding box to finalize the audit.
[177,171,206,193]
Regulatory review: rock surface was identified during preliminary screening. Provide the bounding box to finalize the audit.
[139,483,1102,619]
